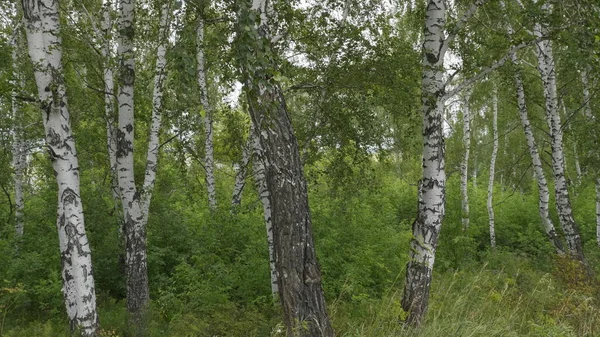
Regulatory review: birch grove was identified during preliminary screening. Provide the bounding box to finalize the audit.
[21,0,98,334]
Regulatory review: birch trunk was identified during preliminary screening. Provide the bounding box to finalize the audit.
[196,15,217,210]
[115,0,149,329]
[402,0,447,326]
[141,2,169,223]
[534,11,585,262]
[238,1,333,335]
[22,1,98,334]
[10,28,26,237]
[100,0,122,221]
[502,1,564,254]
[250,126,278,295]
[460,94,471,231]
[488,87,498,249]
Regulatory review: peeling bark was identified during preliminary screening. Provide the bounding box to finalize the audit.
[237,1,333,335]
[488,86,498,249]
[22,0,98,335]
[196,14,217,210]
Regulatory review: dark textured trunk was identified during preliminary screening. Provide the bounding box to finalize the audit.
[238,1,334,335]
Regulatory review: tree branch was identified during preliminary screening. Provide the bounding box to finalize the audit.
[443,37,544,101]
[440,0,490,58]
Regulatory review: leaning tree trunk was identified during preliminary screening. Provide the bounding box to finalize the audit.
[196,14,217,210]
[502,1,564,254]
[401,0,448,326]
[250,125,278,296]
[534,12,584,262]
[22,0,98,335]
[10,28,26,238]
[460,93,471,231]
[488,86,498,249]
[237,1,334,335]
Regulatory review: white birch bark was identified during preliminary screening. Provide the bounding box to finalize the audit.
[141,2,169,223]
[22,0,98,334]
[402,0,448,326]
[100,0,121,218]
[460,93,471,231]
[534,8,584,262]
[488,87,498,249]
[10,28,26,237]
[196,14,217,210]
[115,0,150,329]
[502,0,564,253]
[250,126,278,295]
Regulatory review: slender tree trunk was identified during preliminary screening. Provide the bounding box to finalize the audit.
[534,12,585,262]
[141,2,169,223]
[502,1,564,254]
[238,1,334,335]
[402,0,447,326]
[460,94,471,231]
[488,86,498,249]
[115,0,149,330]
[196,14,217,210]
[250,126,278,296]
[10,28,26,237]
[231,128,253,208]
[22,1,98,335]
[100,0,122,222]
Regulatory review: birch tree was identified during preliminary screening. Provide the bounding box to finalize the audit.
[460,93,471,231]
[502,0,564,253]
[236,0,333,335]
[196,10,217,210]
[10,26,26,237]
[115,0,170,329]
[488,86,498,249]
[21,0,98,334]
[533,2,585,262]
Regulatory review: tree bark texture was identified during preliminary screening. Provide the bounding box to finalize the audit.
[534,10,584,262]
[250,125,278,296]
[115,0,149,330]
[22,0,98,335]
[460,94,471,231]
[238,1,334,335]
[196,14,217,210]
[488,86,498,249]
[402,0,447,326]
[10,28,26,237]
